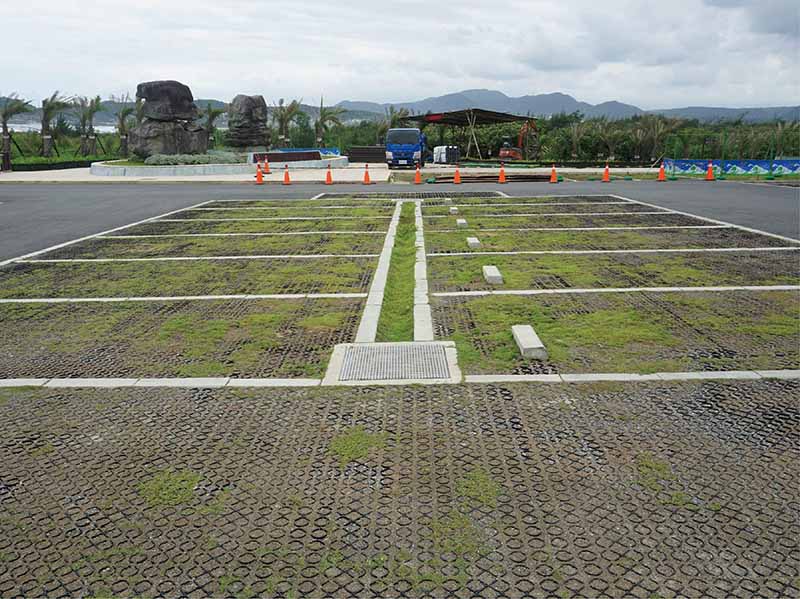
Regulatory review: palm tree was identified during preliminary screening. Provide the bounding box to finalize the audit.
[315,97,345,147]
[204,103,226,148]
[114,104,135,158]
[73,95,103,155]
[40,91,71,156]
[593,117,621,161]
[377,105,410,143]
[568,121,586,159]
[631,126,648,161]
[272,98,302,148]
[1,93,33,137]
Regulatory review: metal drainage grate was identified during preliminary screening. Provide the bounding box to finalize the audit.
[339,343,451,381]
[316,191,504,200]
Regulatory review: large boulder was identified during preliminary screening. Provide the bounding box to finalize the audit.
[227,94,269,147]
[129,120,207,158]
[137,80,198,121]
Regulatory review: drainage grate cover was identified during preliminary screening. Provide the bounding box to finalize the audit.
[317,191,504,200]
[339,343,451,381]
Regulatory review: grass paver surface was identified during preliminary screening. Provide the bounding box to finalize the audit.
[173,207,395,219]
[422,194,622,206]
[424,212,708,231]
[428,250,800,292]
[203,199,397,208]
[425,227,796,253]
[422,202,662,216]
[0,298,360,377]
[0,258,375,298]
[40,234,385,259]
[432,290,800,374]
[0,380,797,597]
[376,203,415,341]
[122,218,390,235]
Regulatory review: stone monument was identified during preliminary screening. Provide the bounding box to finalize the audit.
[226,94,269,148]
[129,80,207,158]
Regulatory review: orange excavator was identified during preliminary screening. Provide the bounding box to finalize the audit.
[498,120,538,161]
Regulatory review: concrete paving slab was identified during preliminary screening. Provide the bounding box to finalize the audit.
[467,237,481,249]
[483,265,504,285]
[511,325,547,359]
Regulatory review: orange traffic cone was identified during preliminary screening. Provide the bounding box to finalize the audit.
[414,163,422,185]
[705,161,715,181]
[549,164,558,184]
[363,163,372,185]
[498,162,507,184]
[325,164,333,185]
[255,164,264,185]
[657,162,666,182]
[602,163,610,183]
[453,164,462,184]
[263,155,271,174]
[282,164,291,185]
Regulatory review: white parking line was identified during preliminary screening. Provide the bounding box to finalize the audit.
[424,201,635,209]
[0,199,214,267]
[428,247,800,257]
[156,216,393,222]
[187,205,395,211]
[433,225,733,233]
[20,253,381,263]
[432,285,800,298]
[463,370,800,384]
[607,193,800,243]
[424,211,668,219]
[100,231,387,239]
[0,292,369,304]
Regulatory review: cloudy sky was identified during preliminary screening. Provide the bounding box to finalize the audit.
[4,0,798,108]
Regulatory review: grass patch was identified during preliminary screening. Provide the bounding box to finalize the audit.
[29,443,55,458]
[377,202,415,341]
[429,510,485,557]
[329,426,387,467]
[138,469,201,507]
[456,468,503,508]
[636,452,675,493]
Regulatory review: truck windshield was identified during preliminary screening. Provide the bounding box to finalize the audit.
[386,130,420,145]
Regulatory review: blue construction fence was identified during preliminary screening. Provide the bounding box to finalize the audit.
[274,147,340,156]
[664,158,800,175]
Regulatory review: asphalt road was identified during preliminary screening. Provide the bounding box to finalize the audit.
[0,180,797,261]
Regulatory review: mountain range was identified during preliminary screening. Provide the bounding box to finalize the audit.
[335,89,799,123]
[4,89,797,126]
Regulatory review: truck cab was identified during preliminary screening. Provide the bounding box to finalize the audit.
[385,128,426,168]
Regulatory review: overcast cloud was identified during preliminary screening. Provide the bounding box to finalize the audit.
[3,0,798,108]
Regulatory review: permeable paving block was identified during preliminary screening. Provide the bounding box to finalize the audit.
[425,227,798,254]
[428,251,800,292]
[173,206,395,219]
[0,379,796,598]
[39,234,386,260]
[0,258,375,298]
[431,290,800,375]
[424,212,706,231]
[422,202,660,216]
[203,199,397,208]
[422,194,624,206]
[0,298,362,378]
[122,218,390,235]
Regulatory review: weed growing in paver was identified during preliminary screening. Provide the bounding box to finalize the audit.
[199,489,232,515]
[456,468,503,508]
[429,509,485,557]
[329,426,387,467]
[377,202,415,341]
[138,469,201,507]
[29,443,55,457]
[636,452,675,492]
[218,574,240,595]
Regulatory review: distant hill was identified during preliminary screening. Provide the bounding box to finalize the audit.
[336,89,799,123]
[3,90,797,127]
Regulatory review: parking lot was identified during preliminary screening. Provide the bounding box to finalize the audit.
[0,185,798,598]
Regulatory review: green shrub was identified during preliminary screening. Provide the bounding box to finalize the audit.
[144,152,245,165]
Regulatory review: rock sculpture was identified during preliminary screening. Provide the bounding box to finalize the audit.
[226,94,269,147]
[129,80,207,158]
